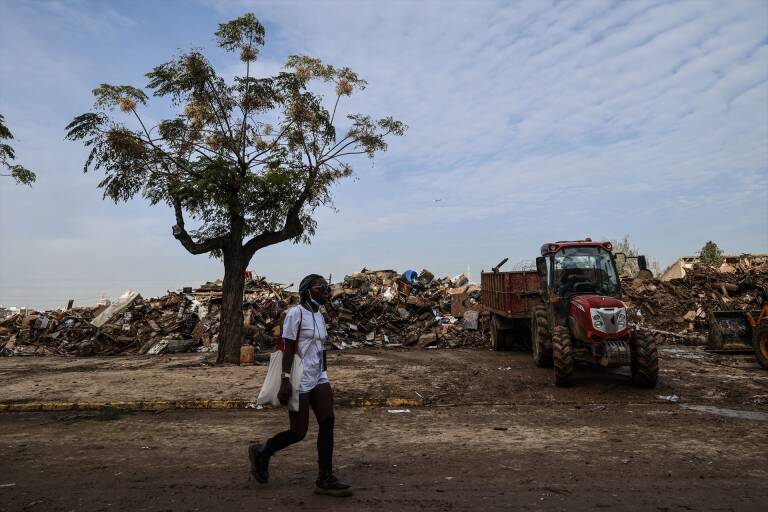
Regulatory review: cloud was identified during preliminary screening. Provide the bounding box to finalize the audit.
[222,1,767,225]
[1,0,767,307]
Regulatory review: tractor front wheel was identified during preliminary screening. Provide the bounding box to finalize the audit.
[753,322,768,370]
[552,326,574,387]
[630,332,659,388]
[532,305,553,368]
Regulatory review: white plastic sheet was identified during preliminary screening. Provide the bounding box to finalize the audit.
[90,290,141,328]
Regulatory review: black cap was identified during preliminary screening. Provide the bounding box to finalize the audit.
[299,274,324,294]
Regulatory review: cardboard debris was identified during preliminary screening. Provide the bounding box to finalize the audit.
[325,269,487,349]
[0,276,298,357]
[0,269,489,356]
[624,256,768,343]
[2,256,764,357]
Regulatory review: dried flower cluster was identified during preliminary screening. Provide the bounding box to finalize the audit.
[336,79,353,96]
[184,102,212,130]
[205,134,221,151]
[295,65,311,82]
[241,94,261,111]
[185,53,207,76]
[240,45,257,62]
[107,128,146,158]
[119,97,136,113]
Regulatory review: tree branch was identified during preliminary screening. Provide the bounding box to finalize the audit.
[320,137,358,164]
[240,36,252,163]
[129,109,206,180]
[245,121,293,167]
[242,162,319,258]
[203,77,244,169]
[330,150,367,158]
[171,197,226,255]
[243,228,298,257]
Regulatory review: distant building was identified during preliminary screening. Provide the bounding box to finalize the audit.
[660,254,768,281]
[0,306,24,320]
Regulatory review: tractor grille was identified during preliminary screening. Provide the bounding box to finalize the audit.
[600,340,631,367]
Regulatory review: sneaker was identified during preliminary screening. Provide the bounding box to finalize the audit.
[314,474,352,497]
[248,443,269,483]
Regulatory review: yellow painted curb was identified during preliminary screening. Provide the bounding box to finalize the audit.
[0,398,423,412]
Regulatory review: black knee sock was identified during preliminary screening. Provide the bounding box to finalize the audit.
[263,430,303,458]
[317,416,334,478]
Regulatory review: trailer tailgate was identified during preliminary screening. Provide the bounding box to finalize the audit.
[481,271,541,318]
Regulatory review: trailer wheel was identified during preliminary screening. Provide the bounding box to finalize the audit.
[532,306,553,368]
[630,332,659,388]
[552,326,574,387]
[753,322,768,370]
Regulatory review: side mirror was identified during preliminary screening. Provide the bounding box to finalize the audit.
[637,255,648,271]
[536,257,546,277]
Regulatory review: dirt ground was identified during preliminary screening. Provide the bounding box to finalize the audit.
[1,346,766,408]
[1,347,767,511]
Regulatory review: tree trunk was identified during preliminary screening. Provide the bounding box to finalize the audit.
[217,248,246,364]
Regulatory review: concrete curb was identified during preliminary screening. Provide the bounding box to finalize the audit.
[0,398,423,413]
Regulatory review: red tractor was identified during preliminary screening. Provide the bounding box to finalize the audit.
[481,239,659,387]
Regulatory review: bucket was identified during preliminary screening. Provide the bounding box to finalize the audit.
[240,344,255,365]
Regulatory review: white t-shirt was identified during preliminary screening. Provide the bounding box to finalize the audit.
[282,305,329,393]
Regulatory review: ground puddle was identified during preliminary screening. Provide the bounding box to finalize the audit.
[681,405,768,422]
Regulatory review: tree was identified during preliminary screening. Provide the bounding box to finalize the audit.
[611,235,641,276]
[610,235,661,277]
[65,14,405,363]
[699,241,724,267]
[0,114,37,186]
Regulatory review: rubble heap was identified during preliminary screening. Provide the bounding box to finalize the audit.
[0,276,298,357]
[0,270,486,356]
[622,256,768,342]
[327,269,486,349]
[4,257,763,357]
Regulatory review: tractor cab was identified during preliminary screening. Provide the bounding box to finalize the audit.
[536,241,621,299]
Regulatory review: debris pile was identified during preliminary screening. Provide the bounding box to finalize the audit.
[623,256,768,343]
[327,269,486,349]
[0,276,297,357]
[5,257,762,357]
[0,270,487,356]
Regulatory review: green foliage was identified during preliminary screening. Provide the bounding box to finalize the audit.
[0,113,37,186]
[699,241,724,267]
[215,13,265,54]
[65,13,405,258]
[92,84,148,112]
[611,235,641,276]
[610,235,661,277]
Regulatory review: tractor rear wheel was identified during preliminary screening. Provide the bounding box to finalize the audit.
[532,306,553,368]
[753,322,768,370]
[630,332,659,388]
[551,326,574,387]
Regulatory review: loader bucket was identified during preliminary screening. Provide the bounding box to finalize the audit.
[707,310,760,352]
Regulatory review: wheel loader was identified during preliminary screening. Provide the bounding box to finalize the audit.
[708,304,768,369]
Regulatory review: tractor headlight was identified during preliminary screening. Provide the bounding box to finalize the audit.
[616,309,627,330]
[592,313,604,329]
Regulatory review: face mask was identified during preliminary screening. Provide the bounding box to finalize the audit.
[308,289,321,307]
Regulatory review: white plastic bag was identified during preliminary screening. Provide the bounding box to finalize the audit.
[256,350,306,412]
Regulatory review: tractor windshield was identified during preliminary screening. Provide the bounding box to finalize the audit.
[553,246,619,296]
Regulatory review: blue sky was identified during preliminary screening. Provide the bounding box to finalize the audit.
[1,0,767,309]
